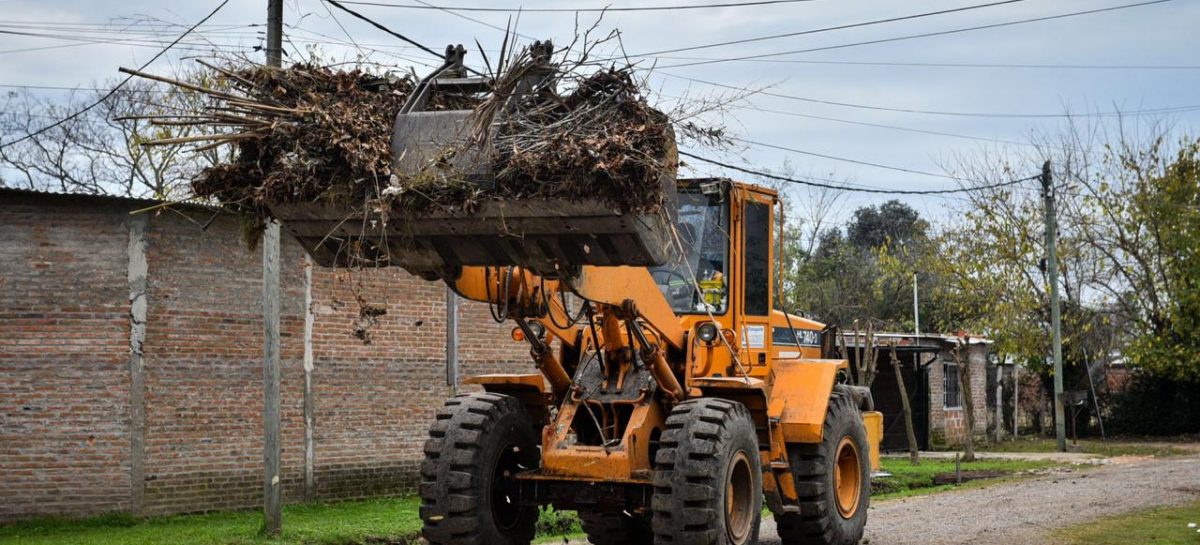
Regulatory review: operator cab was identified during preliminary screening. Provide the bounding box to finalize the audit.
[650,180,730,314]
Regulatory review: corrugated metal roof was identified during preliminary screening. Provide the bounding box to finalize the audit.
[0,185,218,211]
[842,331,994,347]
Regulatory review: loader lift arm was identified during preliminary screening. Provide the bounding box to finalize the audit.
[448,265,687,401]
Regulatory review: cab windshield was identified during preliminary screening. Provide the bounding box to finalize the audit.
[650,190,729,314]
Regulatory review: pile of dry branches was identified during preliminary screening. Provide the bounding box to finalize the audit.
[127,62,449,238]
[130,49,680,235]
[481,64,674,212]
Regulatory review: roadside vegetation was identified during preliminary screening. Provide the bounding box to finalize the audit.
[0,497,424,545]
[872,457,1065,500]
[0,498,582,545]
[1053,501,1200,545]
[0,457,1063,545]
[981,437,1192,457]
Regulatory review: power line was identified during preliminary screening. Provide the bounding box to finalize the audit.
[405,0,540,43]
[736,105,1031,146]
[655,56,1200,71]
[660,0,1178,68]
[285,26,439,67]
[0,28,240,47]
[336,0,815,12]
[635,0,1026,57]
[731,136,958,179]
[0,84,165,92]
[663,73,1200,118]
[0,24,259,55]
[21,18,1190,72]
[681,151,1039,195]
[321,0,468,70]
[0,0,233,150]
[322,0,373,60]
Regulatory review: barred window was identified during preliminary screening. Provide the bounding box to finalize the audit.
[944,362,961,408]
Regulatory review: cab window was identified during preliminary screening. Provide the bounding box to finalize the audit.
[650,190,729,314]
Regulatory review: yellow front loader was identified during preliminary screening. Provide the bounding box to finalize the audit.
[274,45,883,545]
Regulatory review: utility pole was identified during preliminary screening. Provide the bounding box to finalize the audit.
[912,271,920,336]
[446,289,460,393]
[262,0,284,536]
[1041,160,1067,452]
[995,372,1003,443]
[1013,364,1020,437]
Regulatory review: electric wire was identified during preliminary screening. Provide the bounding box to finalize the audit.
[634,0,1027,57]
[336,0,816,12]
[662,73,1200,118]
[321,0,486,76]
[730,136,959,179]
[680,151,1040,195]
[658,0,1178,68]
[0,0,233,151]
[735,104,1031,146]
[656,57,1200,71]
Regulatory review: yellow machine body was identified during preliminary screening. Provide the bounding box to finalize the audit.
[455,179,883,509]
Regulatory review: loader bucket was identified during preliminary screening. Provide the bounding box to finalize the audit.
[269,107,679,279]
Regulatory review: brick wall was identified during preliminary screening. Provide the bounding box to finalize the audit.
[926,343,989,447]
[0,190,530,521]
[0,196,133,520]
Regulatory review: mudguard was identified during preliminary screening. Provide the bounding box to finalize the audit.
[767,359,845,443]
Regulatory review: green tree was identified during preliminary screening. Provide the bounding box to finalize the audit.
[780,198,932,330]
[1090,139,1200,380]
[847,200,928,249]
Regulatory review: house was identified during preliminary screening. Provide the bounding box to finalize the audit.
[842,332,995,450]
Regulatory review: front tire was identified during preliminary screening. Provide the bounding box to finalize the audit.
[652,398,762,545]
[419,392,540,545]
[776,385,870,545]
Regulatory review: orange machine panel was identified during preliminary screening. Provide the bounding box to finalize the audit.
[768,359,843,443]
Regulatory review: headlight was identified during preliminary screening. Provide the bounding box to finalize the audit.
[696,322,719,343]
[511,320,546,342]
[526,320,546,340]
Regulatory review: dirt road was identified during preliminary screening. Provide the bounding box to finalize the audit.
[567,455,1200,545]
[759,455,1200,545]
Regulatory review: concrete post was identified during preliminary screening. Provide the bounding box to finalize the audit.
[126,215,148,515]
[1041,161,1067,452]
[303,256,315,501]
[262,0,284,535]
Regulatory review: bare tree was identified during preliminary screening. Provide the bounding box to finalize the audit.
[0,68,228,199]
[853,319,880,388]
[953,336,977,462]
[889,343,920,465]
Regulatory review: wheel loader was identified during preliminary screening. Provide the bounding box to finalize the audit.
[271,44,884,545]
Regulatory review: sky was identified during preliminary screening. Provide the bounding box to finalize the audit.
[1,0,1198,226]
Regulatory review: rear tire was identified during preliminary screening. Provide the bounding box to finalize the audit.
[776,385,870,545]
[419,392,540,545]
[652,398,762,545]
[579,510,653,545]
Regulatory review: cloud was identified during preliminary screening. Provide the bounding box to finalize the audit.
[2,0,1197,214]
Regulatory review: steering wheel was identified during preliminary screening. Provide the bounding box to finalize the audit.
[652,268,691,287]
[651,269,696,307]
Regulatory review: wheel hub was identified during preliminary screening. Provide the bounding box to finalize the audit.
[834,436,862,519]
[491,443,524,531]
[725,450,755,544]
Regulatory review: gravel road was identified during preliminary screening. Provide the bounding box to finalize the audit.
[763,455,1200,545]
[566,454,1200,545]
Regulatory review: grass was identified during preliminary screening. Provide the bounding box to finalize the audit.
[1053,501,1200,545]
[0,458,1067,545]
[0,498,584,545]
[981,437,1191,457]
[872,456,1065,501]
